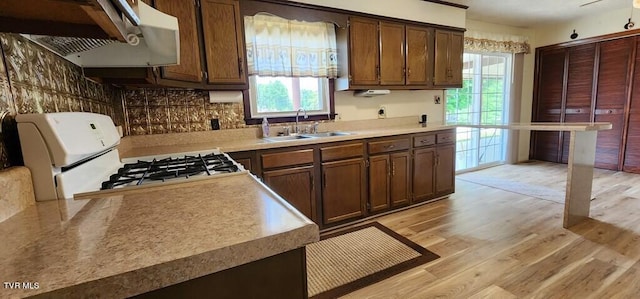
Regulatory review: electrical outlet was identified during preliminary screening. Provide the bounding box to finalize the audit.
[434,95,442,104]
[378,106,386,119]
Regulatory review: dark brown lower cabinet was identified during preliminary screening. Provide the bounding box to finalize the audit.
[435,144,455,194]
[369,155,391,212]
[133,247,307,299]
[368,152,411,213]
[412,147,435,202]
[263,166,315,222]
[390,152,411,207]
[322,158,367,224]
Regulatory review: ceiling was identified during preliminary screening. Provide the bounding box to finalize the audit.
[443,0,632,28]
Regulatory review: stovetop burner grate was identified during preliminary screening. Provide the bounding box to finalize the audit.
[101,153,240,190]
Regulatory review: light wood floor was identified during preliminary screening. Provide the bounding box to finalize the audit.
[340,161,640,298]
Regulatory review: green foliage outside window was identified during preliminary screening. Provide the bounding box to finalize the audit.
[256,79,322,113]
[257,80,293,112]
[446,77,505,124]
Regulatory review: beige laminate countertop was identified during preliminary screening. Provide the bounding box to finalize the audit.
[0,173,318,298]
[119,122,456,159]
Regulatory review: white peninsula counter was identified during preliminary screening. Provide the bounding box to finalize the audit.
[452,122,613,228]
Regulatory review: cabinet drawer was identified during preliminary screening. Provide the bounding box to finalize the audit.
[368,138,410,154]
[413,134,436,147]
[261,149,314,169]
[321,143,364,162]
[437,132,455,144]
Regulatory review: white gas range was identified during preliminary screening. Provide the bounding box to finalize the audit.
[16,112,245,201]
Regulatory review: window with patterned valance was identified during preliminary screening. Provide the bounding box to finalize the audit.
[464,30,531,54]
[244,14,338,78]
[243,14,338,122]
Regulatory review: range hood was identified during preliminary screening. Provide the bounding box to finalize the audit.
[353,90,391,97]
[4,0,180,67]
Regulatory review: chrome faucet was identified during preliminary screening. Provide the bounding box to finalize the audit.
[295,108,308,134]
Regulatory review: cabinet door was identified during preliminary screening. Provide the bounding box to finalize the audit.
[531,48,566,162]
[433,30,449,86]
[201,0,247,84]
[433,30,463,87]
[436,144,455,194]
[594,38,633,170]
[368,155,390,212]
[322,158,367,224]
[349,17,379,86]
[263,166,315,222]
[448,31,464,86]
[405,26,429,86]
[390,152,410,207]
[412,147,435,202]
[155,0,203,82]
[379,22,405,85]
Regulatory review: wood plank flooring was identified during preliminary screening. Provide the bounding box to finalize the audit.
[337,161,640,298]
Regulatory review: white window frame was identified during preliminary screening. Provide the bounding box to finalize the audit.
[446,51,513,173]
[248,75,331,119]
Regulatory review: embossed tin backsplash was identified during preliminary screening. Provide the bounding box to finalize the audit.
[0,33,250,170]
[0,33,124,170]
[121,89,246,135]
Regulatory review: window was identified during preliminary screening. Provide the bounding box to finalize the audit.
[243,14,338,122]
[446,52,512,171]
[249,76,330,118]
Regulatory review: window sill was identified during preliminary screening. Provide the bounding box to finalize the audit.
[244,114,336,125]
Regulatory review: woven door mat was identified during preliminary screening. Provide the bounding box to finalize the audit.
[306,222,439,299]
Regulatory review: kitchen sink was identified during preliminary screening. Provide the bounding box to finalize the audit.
[264,131,353,142]
[301,131,353,138]
[264,135,314,142]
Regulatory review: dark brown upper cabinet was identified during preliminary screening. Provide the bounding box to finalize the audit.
[336,17,436,90]
[155,0,203,83]
[85,0,247,89]
[346,17,380,86]
[405,26,431,86]
[379,22,406,86]
[201,0,247,85]
[433,29,463,88]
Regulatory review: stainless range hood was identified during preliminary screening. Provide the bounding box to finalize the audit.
[28,0,180,67]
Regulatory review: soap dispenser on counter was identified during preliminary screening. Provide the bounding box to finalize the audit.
[261,117,270,138]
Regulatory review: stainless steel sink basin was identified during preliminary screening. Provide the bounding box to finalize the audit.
[301,131,353,138]
[264,135,313,142]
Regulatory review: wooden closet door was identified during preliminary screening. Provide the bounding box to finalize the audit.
[594,37,634,170]
[561,44,597,163]
[623,36,640,173]
[531,48,566,162]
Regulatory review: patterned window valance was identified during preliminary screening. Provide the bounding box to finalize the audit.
[244,14,338,78]
[464,30,531,54]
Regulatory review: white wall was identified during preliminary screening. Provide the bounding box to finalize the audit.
[534,7,640,47]
[288,0,466,28]
[334,90,444,122]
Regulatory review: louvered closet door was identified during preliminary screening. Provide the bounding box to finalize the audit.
[623,36,640,173]
[594,38,633,170]
[532,48,565,162]
[561,44,597,163]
